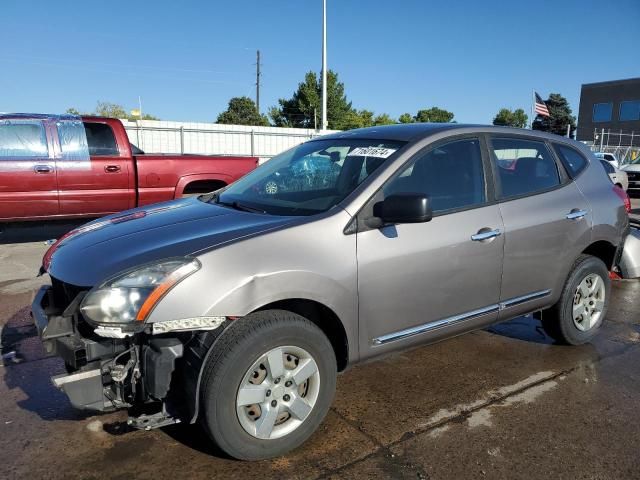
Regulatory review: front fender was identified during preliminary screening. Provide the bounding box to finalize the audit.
[205,270,351,320]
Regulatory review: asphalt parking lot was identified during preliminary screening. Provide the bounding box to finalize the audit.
[0,203,639,480]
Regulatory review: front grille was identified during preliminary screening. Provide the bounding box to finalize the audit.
[627,172,640,181]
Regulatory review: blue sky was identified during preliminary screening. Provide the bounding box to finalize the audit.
[1,0,638,124]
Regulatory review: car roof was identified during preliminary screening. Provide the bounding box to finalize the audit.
[313,123,579,144]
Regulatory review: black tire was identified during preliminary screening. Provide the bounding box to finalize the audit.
[541,254,610,345]
[199,310,337,460]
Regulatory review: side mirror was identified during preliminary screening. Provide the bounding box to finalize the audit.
[368,193,433,227]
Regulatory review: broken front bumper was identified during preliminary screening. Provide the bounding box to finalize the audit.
[32,285,184,416]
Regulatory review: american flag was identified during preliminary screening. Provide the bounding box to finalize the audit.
[535,92,550,117]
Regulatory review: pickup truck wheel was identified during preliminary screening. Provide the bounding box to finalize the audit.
[541,254,610,345]
[199,310,337,460]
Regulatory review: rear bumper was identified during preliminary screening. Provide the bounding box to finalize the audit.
[619,221,640,279]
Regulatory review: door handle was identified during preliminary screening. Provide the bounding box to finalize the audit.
[105,165,121,173]
[471,228,502,242]
[33,164,53,174]
[566,209,587,220]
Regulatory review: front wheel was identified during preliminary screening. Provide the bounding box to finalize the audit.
[541,254,610,345]
[200,310,337,460]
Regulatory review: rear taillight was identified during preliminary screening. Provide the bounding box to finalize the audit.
[613,185,631,213]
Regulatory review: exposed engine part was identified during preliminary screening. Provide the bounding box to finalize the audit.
[127,404,180,431]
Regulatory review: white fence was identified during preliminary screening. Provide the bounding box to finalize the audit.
[121,119,339,162]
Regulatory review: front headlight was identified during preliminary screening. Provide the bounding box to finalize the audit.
[80,258,200,325]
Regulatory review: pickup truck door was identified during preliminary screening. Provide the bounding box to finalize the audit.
[55,119,134,217]
[0,118,59,220]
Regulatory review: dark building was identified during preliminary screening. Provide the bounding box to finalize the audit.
[577,77,640,145]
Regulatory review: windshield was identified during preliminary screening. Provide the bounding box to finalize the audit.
[628,156,640,165]
[209,138,405,216]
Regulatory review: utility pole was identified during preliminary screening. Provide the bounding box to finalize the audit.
[321,0,327,131]
[256,50,261,114]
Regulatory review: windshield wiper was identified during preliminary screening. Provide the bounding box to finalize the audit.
[215,198,267,214]
[229,201,267,214]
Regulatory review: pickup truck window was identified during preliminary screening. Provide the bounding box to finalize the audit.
[84,122,119,156]
[56,120,90,161]
[0,120,48,158]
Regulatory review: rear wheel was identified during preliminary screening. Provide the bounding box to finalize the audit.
[541,255,610,345]
[200,310,337,460]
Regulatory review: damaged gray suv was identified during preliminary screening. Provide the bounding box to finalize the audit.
[33,124,630,460]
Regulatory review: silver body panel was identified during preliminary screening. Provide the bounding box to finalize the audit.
[620,223,640,279]
[357,204,504,358]
[43,125,629,367]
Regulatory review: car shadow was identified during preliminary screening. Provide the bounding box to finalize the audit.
[0,220,87,245]
[485,314,556,345]
[1,305,91,421]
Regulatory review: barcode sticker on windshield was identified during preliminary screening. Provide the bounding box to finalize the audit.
[347,147,396,158]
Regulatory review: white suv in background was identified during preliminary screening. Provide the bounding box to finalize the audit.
[599,159,629,191]
[621,156,640,195]
[595,152,621,169]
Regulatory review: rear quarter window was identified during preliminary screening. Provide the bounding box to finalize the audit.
[600,159,615,174]
[552,144,588,178]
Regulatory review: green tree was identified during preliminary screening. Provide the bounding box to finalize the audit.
[70,102,160,120]
[398,113,414,124]
[373,113,396,126]
[414,107,454,123]
[217,96,268,126]
[532,93,576,136]
[493,108,528,128]
[269,70,353,129]
[94,101,129,119]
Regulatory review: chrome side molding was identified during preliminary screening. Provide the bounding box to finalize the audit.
[372,289,552,346]
[372,304,499,345]
[499,289,551,310]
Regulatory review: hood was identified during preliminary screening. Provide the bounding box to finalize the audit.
[44,198,295,286]
[621,163,640,172]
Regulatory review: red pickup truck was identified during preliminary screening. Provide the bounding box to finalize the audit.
[0,114,257,222]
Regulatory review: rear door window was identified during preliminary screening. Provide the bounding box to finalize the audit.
[0,120,48,158]
[489,137,560,199]
[56,120,90,161]
[83,122,119,156]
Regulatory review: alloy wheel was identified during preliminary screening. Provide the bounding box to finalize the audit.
[572,273,606,332]
[236,345,320,440]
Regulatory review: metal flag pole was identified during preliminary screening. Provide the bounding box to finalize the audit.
[530,89,535,129]
[321,0,328,131]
